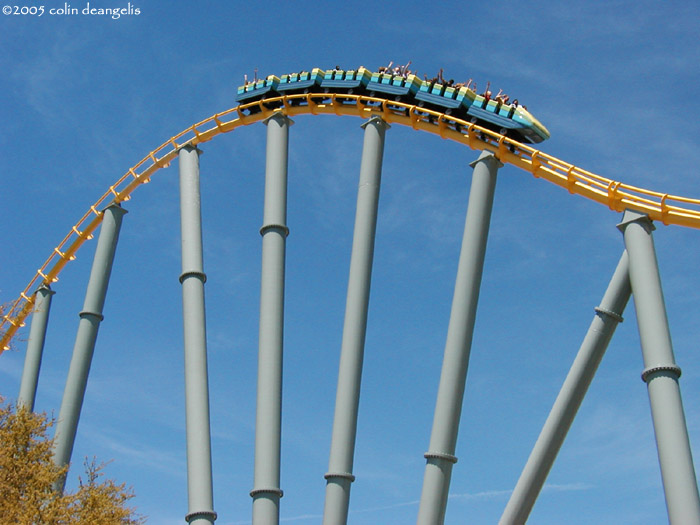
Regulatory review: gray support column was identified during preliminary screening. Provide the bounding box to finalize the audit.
[18,285,55,411]
[251,112,292,525]
[618,209,700,525]
[500,251,631,525]
[323,116,389,525]
[417,150,501,525]
[52,203,127,490]
[179,145,217,525]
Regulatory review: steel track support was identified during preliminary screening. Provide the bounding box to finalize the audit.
[179,145,217,525]
[499,250,631,524]
[416,150,501,525]
[251,112,293,525]
[52,203,127,491]
[323,116,389,525]
[618,209,700,524]
[18,284,55,411]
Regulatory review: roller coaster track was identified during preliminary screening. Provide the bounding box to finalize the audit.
[2,91,700,353]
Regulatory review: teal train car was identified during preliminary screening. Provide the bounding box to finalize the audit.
[236,75,280,102]
[415,81,469,110]
[319,67,373,92]
[277,68,325,93]
[467,93,549,144]
[367,73,423,98]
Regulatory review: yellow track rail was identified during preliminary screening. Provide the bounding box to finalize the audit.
[2,92,700,353]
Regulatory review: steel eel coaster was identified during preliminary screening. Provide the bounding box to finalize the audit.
[4,79,700,525]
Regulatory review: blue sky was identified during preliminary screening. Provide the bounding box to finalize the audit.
[2,1,700,523]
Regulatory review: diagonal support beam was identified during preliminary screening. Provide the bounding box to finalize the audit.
[18,284,55,411]
[500,250,631,524]
[618,209,700,524]
[323,116,389,525]
[52,203,127,491]
[417,150,501,525]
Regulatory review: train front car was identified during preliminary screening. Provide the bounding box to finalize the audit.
[466,93,550,144]
[510,106,550,143]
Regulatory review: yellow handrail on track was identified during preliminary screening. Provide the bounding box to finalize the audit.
[2,92,700,353]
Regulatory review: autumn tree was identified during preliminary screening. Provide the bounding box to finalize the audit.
[0,400,144,524]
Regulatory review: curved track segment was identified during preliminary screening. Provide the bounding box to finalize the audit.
[2,92,700,353]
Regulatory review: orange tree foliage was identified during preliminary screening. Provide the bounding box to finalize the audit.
[0,401,144,524]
